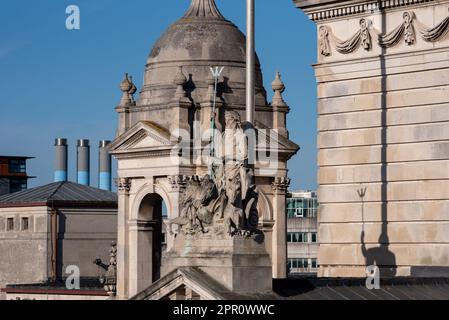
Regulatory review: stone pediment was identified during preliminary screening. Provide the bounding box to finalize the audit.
[109,121,176,156]
[130,267,229,300]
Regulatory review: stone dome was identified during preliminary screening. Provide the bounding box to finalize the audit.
[139,0,267,107]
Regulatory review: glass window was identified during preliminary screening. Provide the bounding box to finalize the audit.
[7,218,14,231]
[9,179,27,193]
[8,159,26,173]
[21,217,29,231]
[311,259,317,269]
[311,233,317,243]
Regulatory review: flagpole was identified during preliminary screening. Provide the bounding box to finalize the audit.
[246,0,255,124]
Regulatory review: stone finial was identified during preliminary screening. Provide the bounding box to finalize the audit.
[184,0,224,19]
[271,72,287,107]
[174,66,187,99]
[119,73,137,106]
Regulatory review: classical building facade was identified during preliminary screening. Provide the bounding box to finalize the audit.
[110,0,299,299]
[294,0,449,278]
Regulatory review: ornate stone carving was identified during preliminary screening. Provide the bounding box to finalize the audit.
[379,12,415,47]
[96,241,117,297]
[116,178,131,192]
[318,26,331,56]
[167,111,260,238]
[335,18,372,54]
[168,175,189,191]
[419,8,449,42]
[302,0,431,22]
[272,176,291,194]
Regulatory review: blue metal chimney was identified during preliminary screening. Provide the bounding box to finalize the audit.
[98,140,112,191]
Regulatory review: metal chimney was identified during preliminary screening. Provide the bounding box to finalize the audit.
[77,139,90,186]
[98,140,112,191]
[54,138,68,182]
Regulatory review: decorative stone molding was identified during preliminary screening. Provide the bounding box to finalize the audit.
[319,26,331,56]
[335,18,372,54]
[116,178,131,192]
[272,176,291,194]
[318,9,449,56]
[379,11,416,47]
[168,175,189,191]
[297,0,435,22]
[419,8,449,42]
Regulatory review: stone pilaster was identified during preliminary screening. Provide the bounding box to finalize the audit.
[116,178,131,299]
[271,176,291,279]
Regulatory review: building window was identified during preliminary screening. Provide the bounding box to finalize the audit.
[161,232,167,244]
[287,232,309,243]
[8,159,26,173]
[9,179,27,193]
[6,218,14,231]
[311,259,318,269]
[287,197,318,218]
[288,258,309,270]
[311,232,317,243]
[21,217,29,231]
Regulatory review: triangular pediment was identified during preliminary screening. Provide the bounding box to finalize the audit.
[109,121,175,154]
[130,268,229,301]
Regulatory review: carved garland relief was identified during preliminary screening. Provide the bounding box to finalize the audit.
[319,9,449,56]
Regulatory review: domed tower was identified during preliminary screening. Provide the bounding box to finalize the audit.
[110,0,299,300]
[116,0,286,137]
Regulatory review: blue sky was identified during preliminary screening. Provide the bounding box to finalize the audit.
[0,0,317,191]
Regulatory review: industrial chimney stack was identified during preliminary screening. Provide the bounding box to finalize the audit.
[98,140,112,191]
[54,138,68,182]
[77,139,90,186]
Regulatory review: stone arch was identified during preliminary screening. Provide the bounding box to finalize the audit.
[129,182,172,293]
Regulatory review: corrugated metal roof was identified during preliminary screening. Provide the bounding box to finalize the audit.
[0,181,117,207]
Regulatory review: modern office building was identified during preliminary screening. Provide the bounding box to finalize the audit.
[0,156,34,196]
[287,191,319,276]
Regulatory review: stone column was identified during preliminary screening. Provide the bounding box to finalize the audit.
[167,175,188,250]
[271,176,290,279]
[116,178,131,299]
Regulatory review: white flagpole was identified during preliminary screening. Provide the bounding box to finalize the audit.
[246,0,255,124]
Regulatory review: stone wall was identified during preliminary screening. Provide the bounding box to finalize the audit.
[0,207,49,299]
[295,0,449,277]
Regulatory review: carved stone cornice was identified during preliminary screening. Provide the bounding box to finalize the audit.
[294,0,436,22]
[272,176,291,194]
[116,178,131,193]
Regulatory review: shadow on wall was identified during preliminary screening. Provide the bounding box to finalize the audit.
[360,4,397,278]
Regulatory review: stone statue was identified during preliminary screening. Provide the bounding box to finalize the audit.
[167,110,260,237]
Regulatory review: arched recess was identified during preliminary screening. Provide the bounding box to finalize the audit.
[130,184,172,292]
